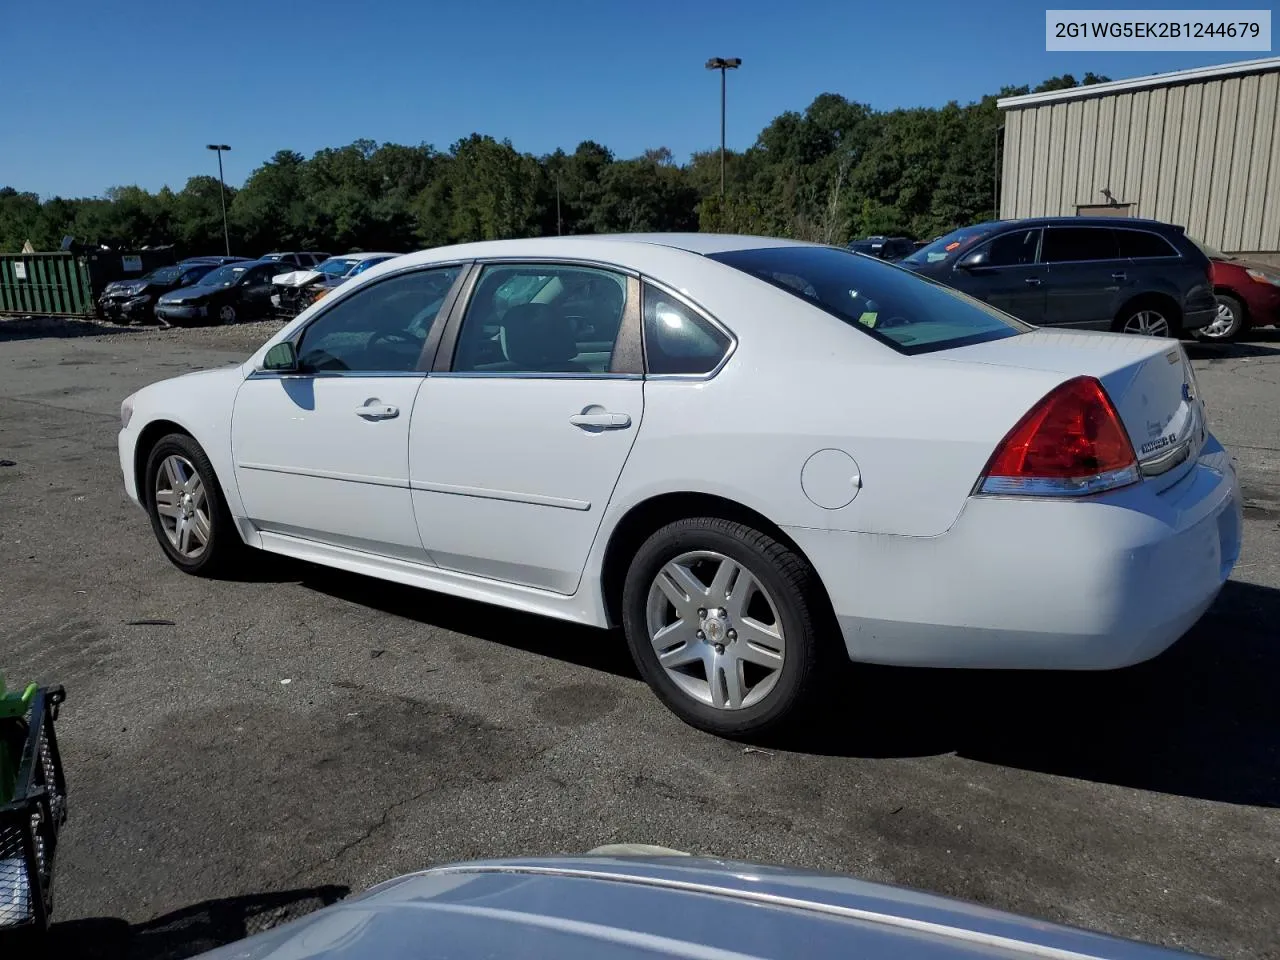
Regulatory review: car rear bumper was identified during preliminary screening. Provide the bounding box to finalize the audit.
[1181,303,1214,331]
[785,434,1242,670]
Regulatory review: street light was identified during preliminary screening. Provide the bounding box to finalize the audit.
[206,144,231,256]
[704,57,742,202]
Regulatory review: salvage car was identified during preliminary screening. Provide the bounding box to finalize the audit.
[901,217,1216,337]
[262,251,331,268]
[193,854,1204,959]
[1190,238,1280,341]
[848,236,915,261]
[98,261,221,323]
[154,259,281,326]
[271,253,401,317]
[118,234,1242,737]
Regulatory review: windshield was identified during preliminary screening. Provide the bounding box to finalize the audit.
[143,266,181,283]
[316,258,360,278]
[901,225,997,266]
[708,245,1027,355]
[198,264,250,287]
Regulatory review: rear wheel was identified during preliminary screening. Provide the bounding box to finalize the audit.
[144,433,241,576]
[621,517,827,738]
[1115,304,1174,337]
[1196,294,1245,342]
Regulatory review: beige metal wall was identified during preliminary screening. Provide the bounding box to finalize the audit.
[1000,69,1280,258]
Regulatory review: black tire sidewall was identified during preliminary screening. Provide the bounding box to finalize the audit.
[1116,303,1176,337]
[143,434,231,574]
[621,520,819,738]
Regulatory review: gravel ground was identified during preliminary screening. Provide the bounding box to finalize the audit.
[0,318,1278,959]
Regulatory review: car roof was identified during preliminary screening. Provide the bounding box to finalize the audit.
[988,216,1184,232]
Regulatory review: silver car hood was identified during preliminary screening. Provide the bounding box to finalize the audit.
[194,857,1197,959]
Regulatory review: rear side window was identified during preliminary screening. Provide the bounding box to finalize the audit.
[643,283,731,375]
[709,246,1026,355]
[1115,229,1177,259]
[1041,227,1119,263]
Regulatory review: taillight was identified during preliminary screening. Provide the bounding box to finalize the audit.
[977,376,1139,497]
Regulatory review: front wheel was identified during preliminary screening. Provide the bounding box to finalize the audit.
[217,304,237,325]
[1196,295,1245,342]
[144,433,241,576]
[621,517,827,738]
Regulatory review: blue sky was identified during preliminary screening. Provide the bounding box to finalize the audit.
[2,0,1263,198]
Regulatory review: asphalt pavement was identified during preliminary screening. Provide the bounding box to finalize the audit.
[1,316,1278,959]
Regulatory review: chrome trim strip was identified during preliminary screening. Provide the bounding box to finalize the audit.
[247,370,427,380]
[473,255,641,278]
[428,371,641,381]
[418,864,1119,960]
[639,275,738,381]
[409,479,590,511]
[237,462,406,488]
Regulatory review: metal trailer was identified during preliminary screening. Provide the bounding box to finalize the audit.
[0,250,176,319]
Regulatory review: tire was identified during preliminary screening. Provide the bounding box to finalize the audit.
[217,304,237,325]
[143,433,241,576]
[621,517,828,738]
[1196,294,1245,342]
[1114,300,1176,337]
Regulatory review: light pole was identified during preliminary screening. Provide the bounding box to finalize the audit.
[206,144,231,256]
[704,57,741,202]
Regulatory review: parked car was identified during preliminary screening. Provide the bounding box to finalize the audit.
[900,217,1216,337]
[262,251,332,268]
[193,854,1204,959]
[1189,238,1280,341]
[117,235,1240,737]
[179,255,253,267]
[271,253,402,317]
[98,261,221,323]
[848,236,915,261]
[153,259,282,326]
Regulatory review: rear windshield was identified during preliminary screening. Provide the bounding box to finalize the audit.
[708,245,1027,355]
[901,225,996,266]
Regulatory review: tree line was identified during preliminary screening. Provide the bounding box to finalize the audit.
[0,74,1107,257]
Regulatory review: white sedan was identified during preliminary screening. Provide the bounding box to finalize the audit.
[117,234,1243,737]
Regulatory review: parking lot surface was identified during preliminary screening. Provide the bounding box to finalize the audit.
[2,317,1278,959]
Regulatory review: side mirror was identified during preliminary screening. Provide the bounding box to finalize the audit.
[956,250,985,270]
[262,341,298,372]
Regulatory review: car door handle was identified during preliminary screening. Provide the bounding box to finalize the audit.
[356,402,399,421]
[1024,277,1042,286]
[569,412,631,429]
[1111,272,1127,281]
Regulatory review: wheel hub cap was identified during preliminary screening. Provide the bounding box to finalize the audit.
[154,454,211,560]
[645,551,786,711]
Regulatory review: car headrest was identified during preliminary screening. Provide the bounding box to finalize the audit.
[499,302,579,369]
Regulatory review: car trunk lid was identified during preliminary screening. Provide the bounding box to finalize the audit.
[938,329,1205,492]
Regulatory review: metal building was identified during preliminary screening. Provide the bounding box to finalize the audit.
[997,57,1280,264]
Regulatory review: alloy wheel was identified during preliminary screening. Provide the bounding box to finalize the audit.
[154,455,211,559]
[645,550,786,710]
[1199,301,1237,340]
[1122,309,1170,337]
[219,305,236,324]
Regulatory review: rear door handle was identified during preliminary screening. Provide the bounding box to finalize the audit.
[1024,277,1042,286]
[569,412,631,429]
[1111,272,1127,281]
[356,401,399,421]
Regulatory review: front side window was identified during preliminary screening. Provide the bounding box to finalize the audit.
[901,224,998,266]
[709,245,1026,355]
[965,228,1041,267]
[1041,227,1119,263]
[643,283,730,375]
[452,264,628,374]
[295,266,461,373]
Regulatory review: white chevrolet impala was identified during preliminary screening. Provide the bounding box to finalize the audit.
[117,234,1243,736]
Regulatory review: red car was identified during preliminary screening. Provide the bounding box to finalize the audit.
[1193,240,1280,341]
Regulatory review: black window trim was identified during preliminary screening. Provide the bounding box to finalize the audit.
[1112,226,1182,261]
[433,258,645,380]
[248,260,472,380]
[639,275,737,381]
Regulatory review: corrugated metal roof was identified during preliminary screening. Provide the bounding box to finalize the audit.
[998,56,1280,110]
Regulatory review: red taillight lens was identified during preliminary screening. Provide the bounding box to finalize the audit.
[978,376,1139,497]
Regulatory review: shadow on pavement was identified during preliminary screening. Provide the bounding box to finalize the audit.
[798,579,1280,808]
[0,316,136,342]
[1,885,348,959]
[1184,328,1280,360]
